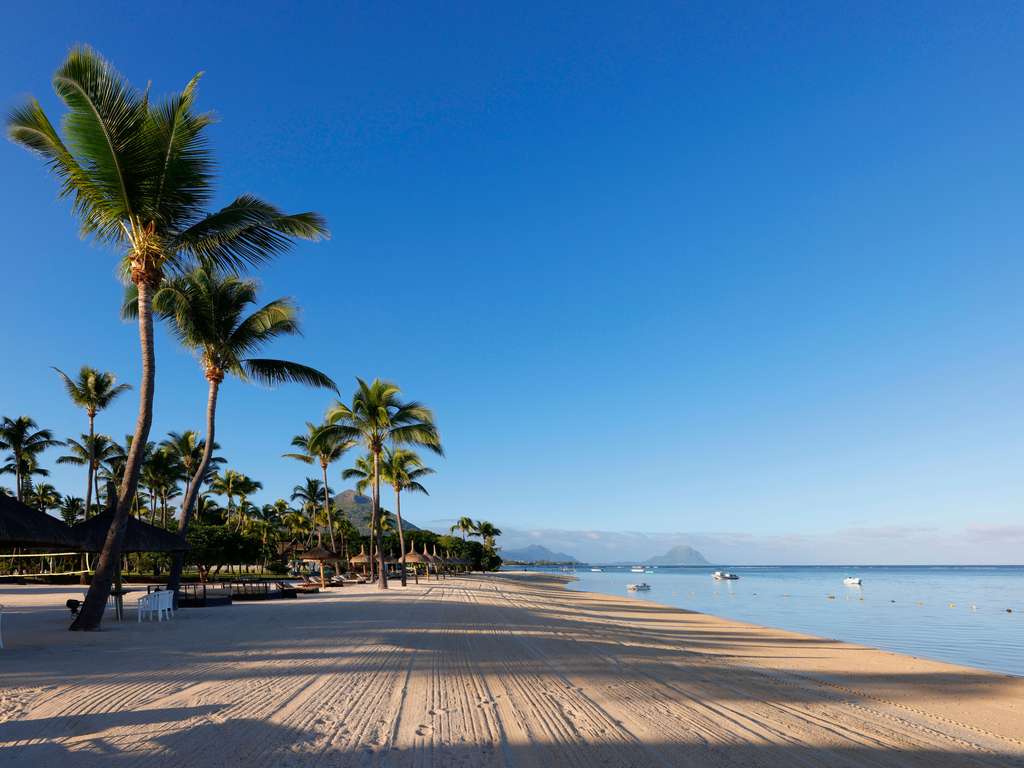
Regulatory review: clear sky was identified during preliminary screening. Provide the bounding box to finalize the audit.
[2,2,1022,563]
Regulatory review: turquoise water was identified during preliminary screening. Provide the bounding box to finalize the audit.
[507,565,1024,676]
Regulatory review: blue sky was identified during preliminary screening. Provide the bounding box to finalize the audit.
[2,2,1022,562]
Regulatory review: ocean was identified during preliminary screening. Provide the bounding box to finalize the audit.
[504,564,1024,677]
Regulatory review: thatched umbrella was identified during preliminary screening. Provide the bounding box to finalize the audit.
[0,495,78,549]
[420,542,440,580]
[71,511,189,554]
[297,545,337,590]
[403,541,427,584]
[431,544,448,579]
[349,545,371,577]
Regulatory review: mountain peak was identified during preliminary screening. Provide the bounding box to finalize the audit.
[645,545,709,565]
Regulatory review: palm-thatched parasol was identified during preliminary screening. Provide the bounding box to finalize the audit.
[298,545,337,589]
[0,495,78,549]
[71,511,188,553]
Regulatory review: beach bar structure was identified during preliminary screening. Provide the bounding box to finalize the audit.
[0,495,79,550]
[70,509,188,619]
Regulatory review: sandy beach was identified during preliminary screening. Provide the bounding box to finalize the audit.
[1,573,1022,767]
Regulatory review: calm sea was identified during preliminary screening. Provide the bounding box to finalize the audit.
[504,565,1024,677]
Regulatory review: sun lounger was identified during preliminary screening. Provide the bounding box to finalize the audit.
[275,582,298,598]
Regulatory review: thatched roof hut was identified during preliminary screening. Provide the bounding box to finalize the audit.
[349,545,371,565]
[298,546,337,561]
[0,495,78,549]
[71,511,188,553]
[403,541,428,564]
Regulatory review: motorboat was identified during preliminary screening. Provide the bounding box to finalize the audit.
[630,566,646,573]
[626,583,651,591]
[590,567,603,572]
[843,577,862,586]
[713,571,739,580]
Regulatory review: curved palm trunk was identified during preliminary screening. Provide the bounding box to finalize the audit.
[395,486,407,587]
[71,279,156,631]
[167,377,220,598]
[373,450,387,589]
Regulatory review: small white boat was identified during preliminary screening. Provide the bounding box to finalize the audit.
[627,583,651,591]
[713,571,739,581]
[843,577,862,586]
[590,567,603,572]
[630,566,646,573]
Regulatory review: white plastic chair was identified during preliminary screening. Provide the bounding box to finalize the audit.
[137,590,175,623]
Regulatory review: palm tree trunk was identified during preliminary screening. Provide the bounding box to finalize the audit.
[14,453,22,503]
[72,277,157,631]
[373,450,387,589]
[395,487,407,587]
[321,464,336,553]
[167,379,220,597]
[84,413,95,517]
[80,414,96,584]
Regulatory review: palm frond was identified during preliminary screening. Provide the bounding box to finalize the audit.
[169,194,328,274]
[240,359,337,391]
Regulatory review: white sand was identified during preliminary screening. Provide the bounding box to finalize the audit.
[1,573,1022,766]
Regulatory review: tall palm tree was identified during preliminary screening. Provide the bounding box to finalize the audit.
[325,379,443,590]
[450,516,477,541]
[9,47,328,630]
[53,366,130,521]
[284,423,355,556]
[0,417,63,501]
[381,448,434,586]
[125,267,336,595]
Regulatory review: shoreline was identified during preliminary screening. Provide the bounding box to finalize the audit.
[2,573,1023,766]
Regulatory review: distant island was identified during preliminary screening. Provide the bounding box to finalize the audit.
[501,545,578,564]
[645,545,709,566]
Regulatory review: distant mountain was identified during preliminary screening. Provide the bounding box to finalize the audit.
[501,544,578,563]
[646,545,709,565]
[331,489,422,536]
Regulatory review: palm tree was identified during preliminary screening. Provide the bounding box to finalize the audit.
[284,423,355,556]
[53,366,130,521]
[125,267,336,595]
[450,516,477,541]
[57,434,120,517]
[0,417,63,501]
[59,495,85,526]
[474,521,503,550]
[9,47,328,630]
[160,430,223,509]
[381,448,434,586]
[28,482,62,514]
[341,454,374,495]
[291,478,328,546]
[325,379,443,590]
